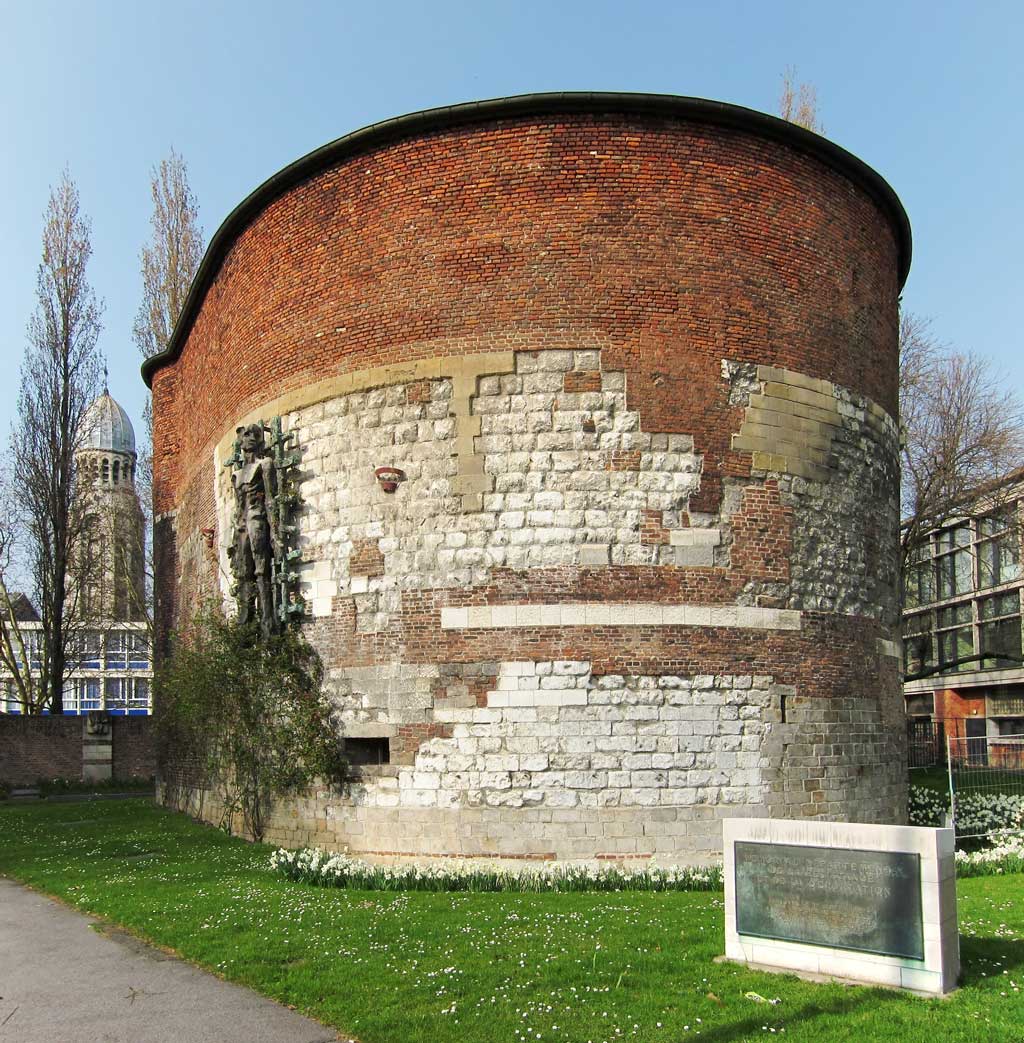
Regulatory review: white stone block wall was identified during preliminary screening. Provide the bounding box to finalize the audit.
[215,350,717,630]
[199,348,906,862]
[341,663,774,811]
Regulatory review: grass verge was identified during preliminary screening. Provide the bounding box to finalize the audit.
[1,799,1022,1043]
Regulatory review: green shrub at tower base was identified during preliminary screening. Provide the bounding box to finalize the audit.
[156,608,347,841]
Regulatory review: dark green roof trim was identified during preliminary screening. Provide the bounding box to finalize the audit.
[142,91,912,388]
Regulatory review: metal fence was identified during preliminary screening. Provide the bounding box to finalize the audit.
[946,733,1024,840]
[907,717,945,768]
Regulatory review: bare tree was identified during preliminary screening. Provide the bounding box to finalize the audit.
[133,150,204,362]
[0,482,45,714]
[132,150,204,627]
[899,311,1024,570]
[11,171,104,713]
[778,66,824,134]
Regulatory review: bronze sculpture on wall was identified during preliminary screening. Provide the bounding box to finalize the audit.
[225,418,302,639]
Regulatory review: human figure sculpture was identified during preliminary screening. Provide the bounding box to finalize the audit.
[228,423,280,639]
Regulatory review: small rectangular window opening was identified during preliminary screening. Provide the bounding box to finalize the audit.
[344,737,390,766]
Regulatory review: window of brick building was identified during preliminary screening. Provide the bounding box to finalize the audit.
[979,591,1023,669]
[104,677,127,712]
[937,602,974,672]
[904,544,935,609]
[935,523,974,599]
[903,611,936,677]
[105,631,129,670]
[127,632,150,670]
[979,512,1021,588]
[129,678,150,713]
[78,678,101,711]
[77,632,101,670]
[905,691,935,716]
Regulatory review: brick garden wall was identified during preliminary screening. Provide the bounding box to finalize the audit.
[151,98,909,862]
[0,716,156,787]
[110,717,158,780]
[0,717,82,786]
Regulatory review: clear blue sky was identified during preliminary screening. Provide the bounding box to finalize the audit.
[1,0,1021,443]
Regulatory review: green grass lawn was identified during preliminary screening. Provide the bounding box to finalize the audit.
[910,762,1024,806]
[908,766,952,794]
[1,799,1022,1043]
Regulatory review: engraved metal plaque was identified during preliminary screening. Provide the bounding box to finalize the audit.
[734,841,924,960]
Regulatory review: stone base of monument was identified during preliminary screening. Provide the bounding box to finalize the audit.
[722,818,959,996]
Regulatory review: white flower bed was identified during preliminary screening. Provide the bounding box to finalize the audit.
[908,786,949,827]
[955,833,1024,876]
[270,847,724,893]
[907,783,1024,874]
[908,785,1024,836]
[270,790,1024,891]
[955,793,1024,837]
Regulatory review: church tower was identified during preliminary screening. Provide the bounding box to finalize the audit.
[76,391,146,622]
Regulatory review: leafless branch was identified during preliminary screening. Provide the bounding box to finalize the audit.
[899,310,1024,575]
[778,66,824,135]
[0,492,43,713]
[133,151,204,628]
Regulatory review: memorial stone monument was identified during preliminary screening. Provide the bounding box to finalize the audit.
[723,818,960,995]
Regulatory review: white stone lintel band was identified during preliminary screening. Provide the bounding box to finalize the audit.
[668,528,722,548]
[440,603,801,631]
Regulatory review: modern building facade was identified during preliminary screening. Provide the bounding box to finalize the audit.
[0,391,152,715]
[903,484,1024,765]
[145,93,911,861]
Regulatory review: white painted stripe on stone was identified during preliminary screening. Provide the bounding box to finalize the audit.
[440,603,802,631]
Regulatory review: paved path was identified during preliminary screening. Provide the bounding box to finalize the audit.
[0,878,342,1043]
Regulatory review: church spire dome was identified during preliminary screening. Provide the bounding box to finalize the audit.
[80,391,136,456]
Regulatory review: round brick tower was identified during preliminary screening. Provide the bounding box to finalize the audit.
[146,94,911,862]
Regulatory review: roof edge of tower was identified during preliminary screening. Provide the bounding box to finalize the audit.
[142,91,912,388]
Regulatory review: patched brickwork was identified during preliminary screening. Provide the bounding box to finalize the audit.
[393,723,455,766]
[640,510,671,546]
[177,659,904,860]
[728,481,792,583]
[349,539,385,578]
[213,351,716,631]
[564,370,603,394]
[150,105,904,518]
[153,98,909,863]
[608,450,643,472]
[723,360,902,625]
[406,380,432,404]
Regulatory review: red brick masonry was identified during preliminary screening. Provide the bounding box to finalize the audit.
[0,716,156,787]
